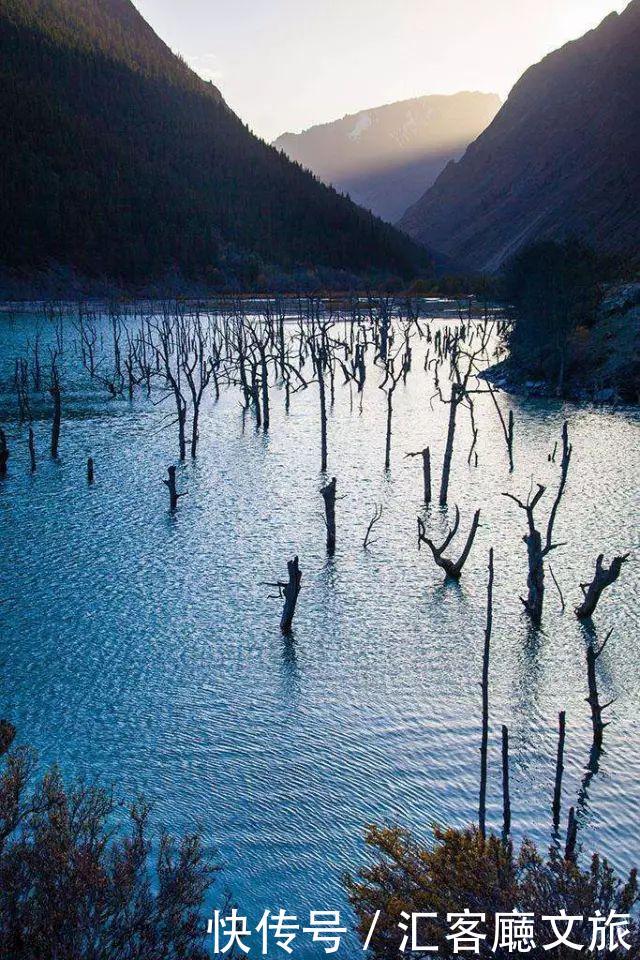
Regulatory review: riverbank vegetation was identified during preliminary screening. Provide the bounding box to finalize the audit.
[489,241,640,402]
[0,721,215,960]
[345,824,640,958]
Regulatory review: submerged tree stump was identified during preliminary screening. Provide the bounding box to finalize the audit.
[320,477,337,554]
[280,556,302,635]
[28,427,36,474]
[479,548,494,839]
[417,506,481,580]
[0,429,9,478]
[552,710,566,831]
[406,447,431,505]
[163,466,184,511]
[501,724,511,840]
[586,631,614,750]
[49,362,62,459]
[439,383,462,506]
[503,422,572,625]
[575,554,629,620]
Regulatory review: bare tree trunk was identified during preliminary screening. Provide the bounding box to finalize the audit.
[552,710,566,832]
[439,383,461,506]
[576,554,629,620]
[379,311,390,363]
[479,548,493,839]
[384,389,393,472]
[320,477,337,554]
[163,466,180,511]
[0,429,8,478]
[565,806,577,861]
[278,314,286,380]
[281,556,302,634]
[507,410,514,472]
[586,634,614,750]
[177,399,187,460]
[418,507,481,580]
[422,448,431,505]
[259,347,270,432]
[28,427,36,474]
[190,406,199,460]
[50,370,61,459]
[525,527,545,625]
[318,362,328,473]
[501,724,511,840]
[250,364,262,430]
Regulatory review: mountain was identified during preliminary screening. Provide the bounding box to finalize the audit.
[400,0,640,272]
[273,93,501,224]
[0,0,429,288]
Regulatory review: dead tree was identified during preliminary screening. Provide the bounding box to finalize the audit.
[586,630,615,750]
[479,548,494,839]
[308,329,330,472]
[153,312,188,461]
[565,806,578,861]
[49,354,62,459]
[405,447,431,505]
[163,466,185,512]
[501,724,511,840]
[417,506,481,580]
[246,318,274,433]
[28,427,36,474]
[575,554,629,620]
[320,477,337,554]
[29,327,43,392]
[180,312,216,457]
[14,358,31,422]
[485,380,515,472]
[363,505,383,549]
[266,557,302,635]
[439,382,462,505]
[552,710,566,832]
[371,295,392,363]
[379,355,404,472]
[503,422,572,624]
[436,324,494,506]
[0,429,8,478]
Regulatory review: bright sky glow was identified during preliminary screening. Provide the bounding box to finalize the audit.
[133,0,629,141]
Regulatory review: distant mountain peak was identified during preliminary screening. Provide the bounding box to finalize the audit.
[399,0,640,270]
[273,91,501,224]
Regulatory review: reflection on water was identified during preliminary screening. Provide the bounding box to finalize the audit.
[0,303,639,956]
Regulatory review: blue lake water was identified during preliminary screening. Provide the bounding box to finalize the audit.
[1,301,639,957]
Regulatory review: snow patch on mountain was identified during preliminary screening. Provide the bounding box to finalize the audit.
[348,114,373,141]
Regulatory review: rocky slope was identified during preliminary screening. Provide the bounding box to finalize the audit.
[400,0,640,272]
[274,93,500,223]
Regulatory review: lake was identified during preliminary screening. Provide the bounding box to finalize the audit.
[1,299,639,957]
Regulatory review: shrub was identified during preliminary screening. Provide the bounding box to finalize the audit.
[345,823,639,958]
[0,723,216,960]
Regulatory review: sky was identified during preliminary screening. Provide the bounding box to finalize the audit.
[132,0,628,142]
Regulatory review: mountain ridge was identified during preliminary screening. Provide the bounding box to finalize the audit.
[0,0,430,288]
[399,0,640,271]
[274,92,501,223]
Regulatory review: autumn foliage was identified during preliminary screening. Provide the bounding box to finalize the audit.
[345,823,639,958]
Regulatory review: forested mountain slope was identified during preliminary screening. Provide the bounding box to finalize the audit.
[0,0,430,287]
